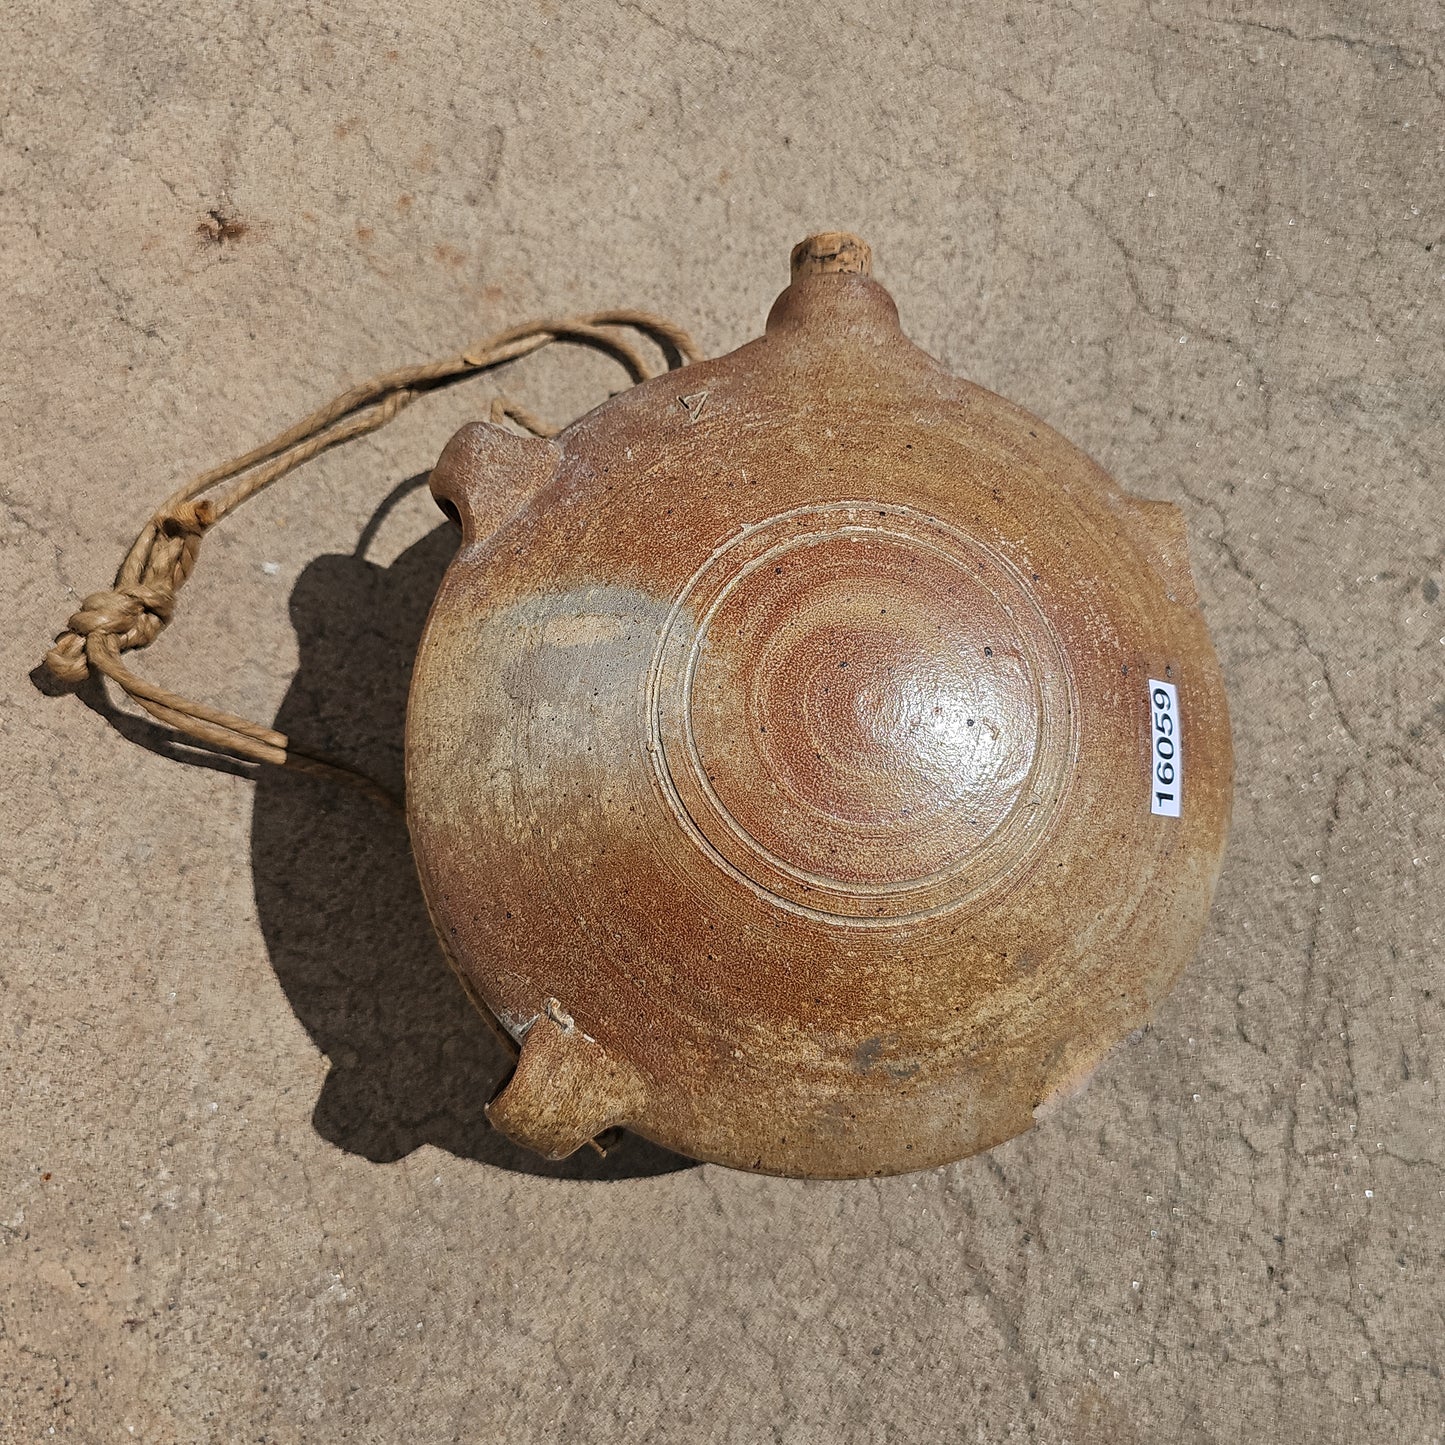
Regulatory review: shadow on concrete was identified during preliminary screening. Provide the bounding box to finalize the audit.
[248,472,696,1181]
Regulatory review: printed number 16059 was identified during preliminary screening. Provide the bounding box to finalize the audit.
[1149,679,1182,818]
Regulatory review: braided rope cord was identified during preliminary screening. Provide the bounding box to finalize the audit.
[42,311,705,812]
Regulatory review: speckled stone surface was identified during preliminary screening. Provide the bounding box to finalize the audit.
[4,3,1442,1439]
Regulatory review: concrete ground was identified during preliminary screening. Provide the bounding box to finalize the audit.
[3,2,1442,1440]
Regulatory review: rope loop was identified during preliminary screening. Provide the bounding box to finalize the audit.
[42,310,704,809]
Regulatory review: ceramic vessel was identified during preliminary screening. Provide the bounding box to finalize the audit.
[405,233,1232,1178]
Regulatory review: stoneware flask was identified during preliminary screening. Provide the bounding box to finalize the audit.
[406,233,1232,1178]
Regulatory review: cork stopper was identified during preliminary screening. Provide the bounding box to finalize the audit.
[790,232,873,279]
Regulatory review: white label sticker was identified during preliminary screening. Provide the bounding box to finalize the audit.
[1149,679,1182,817]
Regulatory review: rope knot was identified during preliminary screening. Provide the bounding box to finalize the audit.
[43,583,177,683]
[162,498,216,536]
[71,584,176,641]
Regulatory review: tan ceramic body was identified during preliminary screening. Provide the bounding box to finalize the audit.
[405,260,1233,1178]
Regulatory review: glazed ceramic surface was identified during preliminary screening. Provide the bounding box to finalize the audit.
[405,235,1233,1178]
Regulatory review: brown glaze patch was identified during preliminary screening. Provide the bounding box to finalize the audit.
[648,502,1076,923]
